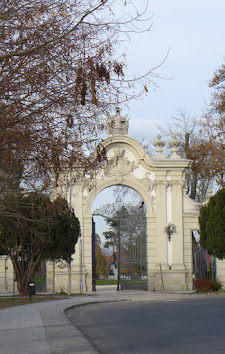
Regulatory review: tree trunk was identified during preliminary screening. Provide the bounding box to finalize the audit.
[17,272,29,295]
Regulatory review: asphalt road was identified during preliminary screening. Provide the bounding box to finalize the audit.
[67,297,225,354]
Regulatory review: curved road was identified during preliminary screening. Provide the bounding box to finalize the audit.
[67,298,225,354]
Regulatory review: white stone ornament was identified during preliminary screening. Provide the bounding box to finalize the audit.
[107,147,137,177]
[207,187,212,198]
[153,134,165,159]
[106,107,129,136]
[168,135,181,159]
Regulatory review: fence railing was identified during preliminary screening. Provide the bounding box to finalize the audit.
[193,246,216,282]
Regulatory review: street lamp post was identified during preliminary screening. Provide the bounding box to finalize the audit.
[92,217,96,292]
[117,219,121,292]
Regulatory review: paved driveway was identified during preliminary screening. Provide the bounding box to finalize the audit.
[0,290,223,353]
[67,297,225,354]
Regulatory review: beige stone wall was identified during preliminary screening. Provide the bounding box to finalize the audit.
[183,214,199,290]
[0,256,18,294]
[216,260,225,289]
[46,258,83,294]
[155,268,187,291]
[183,195,203,290]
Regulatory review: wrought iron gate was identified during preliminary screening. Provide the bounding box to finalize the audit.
[193,246,216,282]
[34,262,46,292]
[119,212,147,290]
[92,204,147,291]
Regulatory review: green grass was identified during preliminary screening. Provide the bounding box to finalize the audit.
[96,279,118,285]
[0,295,68,310]
[96,278,147,285]
[33,275,46,286]
[0,292,85,310]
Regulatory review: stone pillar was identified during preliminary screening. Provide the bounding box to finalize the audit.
[82,215,93,292]
[0,257,17,294]
[154,173,169,290]
[167,175,187,290]
[154,174,168,267]
[71,239,84,293]
[170,176,185,267]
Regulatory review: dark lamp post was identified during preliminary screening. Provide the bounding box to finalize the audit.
[117,219,121,292]
[112,252,117,265]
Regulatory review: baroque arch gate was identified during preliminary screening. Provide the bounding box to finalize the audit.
[47,111,205,293]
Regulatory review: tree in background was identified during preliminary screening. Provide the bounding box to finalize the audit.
[44,197,80,263]
[158,110,224,201]
[103,230,117,251]
[160,59,225,199]
[0,0,158,195]
[102,202,146,251]
[101,186,145,251]
[0,192,80,294]
[103,205,129,249]
[199,188,225,259]
[102,203,146,278]
[208,61,225,121]
[95,234,108,279]
[203,60,225,188]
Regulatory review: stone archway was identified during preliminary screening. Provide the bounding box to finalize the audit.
[83,178,155,292]
[47,110,206,293]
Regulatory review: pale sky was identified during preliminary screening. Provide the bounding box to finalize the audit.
[125,0,225,138]
[93,0,225,243]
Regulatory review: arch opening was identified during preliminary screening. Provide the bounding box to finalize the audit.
[91,185,148,291]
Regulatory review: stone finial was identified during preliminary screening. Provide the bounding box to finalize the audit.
[106,107,129,136]
[207,187,212,198]
[153,134,166,159]
[168,135,180,159]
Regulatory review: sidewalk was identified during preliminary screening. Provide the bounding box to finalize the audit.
[0,289,206,354]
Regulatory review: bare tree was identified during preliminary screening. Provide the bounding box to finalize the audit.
[202,60,225,188]
[158,111,216,201]
[0,0,160,195]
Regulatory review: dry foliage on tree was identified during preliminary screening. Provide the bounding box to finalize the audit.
[0,1,160,292]
[158,110,224,201]
[158,112,211,201]
[0,0,158,194]
[209,62,225,118]
[156,57,225,200]
[95,234,108,279]
[203,60,225,188]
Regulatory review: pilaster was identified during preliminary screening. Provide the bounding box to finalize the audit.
[82,215,93,292]
[154,172,168,267]
[169,173,185,269]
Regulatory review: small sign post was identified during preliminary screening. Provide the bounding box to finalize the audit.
[28,281,35,302]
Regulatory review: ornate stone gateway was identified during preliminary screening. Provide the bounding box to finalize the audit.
[47,110,209,293]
